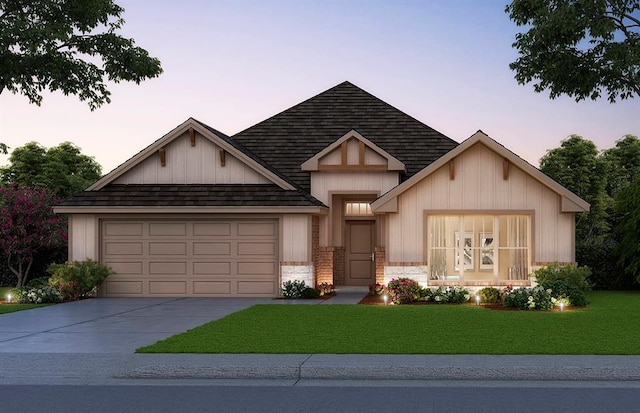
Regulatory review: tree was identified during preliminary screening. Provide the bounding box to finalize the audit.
[0,141,102,198]
[0,186,66,287]
[540,135,612,287]
[506,0,640,102]
[614,178,640,285]
[0,0,163,110]
[602,134,640,199]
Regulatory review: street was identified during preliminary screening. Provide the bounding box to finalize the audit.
[2,380,640,413]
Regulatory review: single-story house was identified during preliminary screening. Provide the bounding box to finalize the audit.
[55,81,589,297]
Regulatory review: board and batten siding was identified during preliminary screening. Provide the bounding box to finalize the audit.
[68,215,99,261]
[281,214,311,262]
[114,131,271,185]
[385,143,574,263]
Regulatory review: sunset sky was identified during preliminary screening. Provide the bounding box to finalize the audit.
[1,0,637,175]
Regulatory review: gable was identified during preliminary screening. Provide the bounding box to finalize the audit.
[113,130,271,185]
[88,119,294,191]
[301,130,405,172]
[372,131,590,213]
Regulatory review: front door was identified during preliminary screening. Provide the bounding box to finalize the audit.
[345,220,375,286]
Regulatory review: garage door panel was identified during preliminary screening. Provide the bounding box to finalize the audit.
[193,281,231,294]
[104,223,143,236]
[101,219,278,297]
[149,281,186,294]
[149,262,187,275]
[106,281,143,294]
[149,223,187,236]
[237,261,276,276]
[237,222,275,237]
[105,242,143,255]
[194,242,231,255]
[149,242,187,255]
[237,242,276,256]
[193,262,231,275]
[238,281,275,294]
[105,262,143,275]
[193,223,231,236]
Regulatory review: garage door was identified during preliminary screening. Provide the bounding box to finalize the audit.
[100,219,279,296]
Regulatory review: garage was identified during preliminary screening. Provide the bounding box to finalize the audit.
[100,219,279,297]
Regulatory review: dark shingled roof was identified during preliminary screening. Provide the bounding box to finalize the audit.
[58,184,325,207]
[231,81,459,192]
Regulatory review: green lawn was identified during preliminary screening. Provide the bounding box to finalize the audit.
[137,291,640,355]
[0,286,49,314]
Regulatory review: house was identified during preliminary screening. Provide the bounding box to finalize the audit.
[55,82,589,297]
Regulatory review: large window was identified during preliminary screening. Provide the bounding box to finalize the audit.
[427,214,530,281]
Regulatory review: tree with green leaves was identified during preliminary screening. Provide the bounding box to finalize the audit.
[602,134,640,199]
[0,142,102,198]
[0,0,163,110]
[540,135,612,287]
[506,0,640,102]
[615,178,640,285]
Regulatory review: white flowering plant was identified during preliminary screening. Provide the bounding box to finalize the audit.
[502,286,553,310]
[424,286,471,304]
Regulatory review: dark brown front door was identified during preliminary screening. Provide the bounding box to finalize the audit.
[345,220,375,286]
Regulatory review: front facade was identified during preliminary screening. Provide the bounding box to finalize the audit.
[56,82,589,297]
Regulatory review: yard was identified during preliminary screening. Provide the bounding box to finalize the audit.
[137,291,640,355]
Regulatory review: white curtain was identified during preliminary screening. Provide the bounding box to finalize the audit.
[429,216,447,279]
[508,216,528,280]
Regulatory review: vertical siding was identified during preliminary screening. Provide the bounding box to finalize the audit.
[364,147,386,165]
[282,215,309,262]
[386,143,576,264]
[69,215,97,261]
[114,132,270,185]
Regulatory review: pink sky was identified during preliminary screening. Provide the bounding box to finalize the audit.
[1,0,638,175]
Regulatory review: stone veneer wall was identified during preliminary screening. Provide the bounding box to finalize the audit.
[316,247,334,285]
[375,247,385,284]
[383,263,428,286]
[333,247,345,285]
[281,264,314,288]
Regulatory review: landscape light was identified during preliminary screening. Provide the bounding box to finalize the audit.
[383,294,388,306]
[559,302,565,312]
[6,293,11,304]
[475,295,480,306]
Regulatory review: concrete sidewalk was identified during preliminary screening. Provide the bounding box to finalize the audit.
[1,353,640,385]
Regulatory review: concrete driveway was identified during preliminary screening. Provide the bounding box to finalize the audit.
[0,297,275,353]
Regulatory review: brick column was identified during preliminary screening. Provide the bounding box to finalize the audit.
[312,216,319,284]
[333,247,345,285]
[316,247,334,285]
[375,246,386,285]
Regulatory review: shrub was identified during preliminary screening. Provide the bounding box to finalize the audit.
[368,282,386,296]
[300,287,321,299]
[540,280,587,307]
[281,280,307,299]
[317,283,335,296]
[386,278,421,304]
[533,262,592,291]
[502,286,553,310]
[478,287,501,303]
[47,259,114,301]
[11,278,61,304]
[427,286,471,304]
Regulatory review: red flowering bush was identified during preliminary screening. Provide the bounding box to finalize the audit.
[386,278,421,304]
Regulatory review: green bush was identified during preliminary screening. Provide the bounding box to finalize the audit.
[540,280,587,307]
[281,280,307,299]
[300,287,321,299]
[426,286,471,304]
[11,278,61,304]
[502,286,553,310]
[533,262,592,291]
[47,259,114,301]
[478,287,501,303]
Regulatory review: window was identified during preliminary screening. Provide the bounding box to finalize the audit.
[427,214,530,281]
[344,201,373,217]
